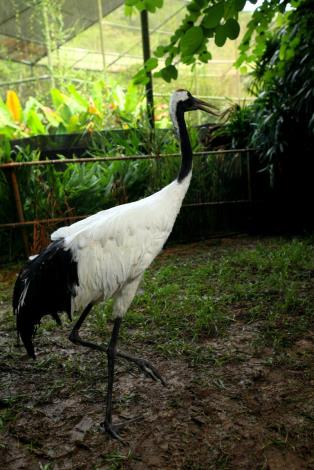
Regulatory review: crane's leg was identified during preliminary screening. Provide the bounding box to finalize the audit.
[100,317,123,441]
[69,307,164,384]
[69,293,165,385]
[69,303,99,350]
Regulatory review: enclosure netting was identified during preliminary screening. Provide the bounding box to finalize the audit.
[0,0,123,65]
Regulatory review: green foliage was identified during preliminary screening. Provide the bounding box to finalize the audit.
[125,0,164,14]
[212,104,255,149]
[131,0,247,83]
[125,237,314,357]
[235,0,293,70]
[215,0,313,182]
[246,0,314,168]
[129,0,299,84]
[0,80,146,163]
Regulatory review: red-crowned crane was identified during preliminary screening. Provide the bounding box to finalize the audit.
[13,90,217,441]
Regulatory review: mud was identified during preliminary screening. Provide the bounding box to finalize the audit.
[0,239,313,469]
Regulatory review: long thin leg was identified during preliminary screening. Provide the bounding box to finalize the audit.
[69,305,165,384]
[100,317,122,441]
[69,303,102,351]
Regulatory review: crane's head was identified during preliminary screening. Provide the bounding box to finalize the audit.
[170,89,218,136]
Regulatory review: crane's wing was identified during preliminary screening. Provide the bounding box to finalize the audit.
[51,207,114,241]
[13,239,78,358]
[51,178,183,242]
[60,186,182,313]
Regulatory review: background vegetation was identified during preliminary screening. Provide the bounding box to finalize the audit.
[0,0,313,262]
[216,0,314,230]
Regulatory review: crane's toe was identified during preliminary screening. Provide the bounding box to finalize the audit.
[100,420,125,443]
[100,416,142,443]
[133,358,166,386]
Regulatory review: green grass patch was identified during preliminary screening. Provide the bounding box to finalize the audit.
[121,238,314,356]
[5,237,314,366]
[84,237,314,362]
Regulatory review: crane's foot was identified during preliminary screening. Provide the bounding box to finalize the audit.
[100,416,142,443]
[118,352,166,386]
[69,330,166,384]
[100,420,125,443]
[133,358,166,386]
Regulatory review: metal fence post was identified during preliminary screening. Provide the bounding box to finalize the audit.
[247,150,252,202]
[140,9,154,129]
[8,168,29,257]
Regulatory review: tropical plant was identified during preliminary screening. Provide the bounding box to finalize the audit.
[211,104,254,149]
[206,0,314,229]
[248,0,314,165]
[0,80,146,162]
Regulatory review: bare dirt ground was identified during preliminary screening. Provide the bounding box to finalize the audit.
[0,237,314,469]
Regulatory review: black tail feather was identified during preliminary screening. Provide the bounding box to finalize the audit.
[13,239,78,358]
[17,316,36,359]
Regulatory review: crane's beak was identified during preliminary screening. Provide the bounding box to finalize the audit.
[191,97,220,116]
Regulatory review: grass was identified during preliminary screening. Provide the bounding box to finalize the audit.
[1,236,314,468]
[2,237,314,364]
[86,237,314,361]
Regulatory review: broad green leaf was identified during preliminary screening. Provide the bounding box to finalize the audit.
[170,30,180,44]
[225,18,240,39]
[202,3,224,29]
[41,106,62,128]
[195,0,206,6]
[124,5,133,16]
[154,45,166,57]
[240,65,248,74]
[133,69,150,85]
[51,88,66,108]
[67,114,80,133]
[180,26,204,56]
[199,50,212,63]
[182,54,194,65]
[67,84,89,108]
[146,0,157,13]
[0,107,17,129]
[187,2,201,12]
[224,0,238,19]
[202,27,214,39]
[124,82,140,114]
[160,65,178,82]
[235,0,246,11]
[26,110,46,135]
[186,11,200,22]
[146,0,163,10]
[215,25,227,47]
[144,57,158,72]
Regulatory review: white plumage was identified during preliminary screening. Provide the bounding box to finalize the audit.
[52,173,191,316]
[13,89,217,441]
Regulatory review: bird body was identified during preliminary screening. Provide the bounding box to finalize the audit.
[54,172,191,315]
[13,90,217,440]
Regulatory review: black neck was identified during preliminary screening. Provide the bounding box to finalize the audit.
[176,109,193,183]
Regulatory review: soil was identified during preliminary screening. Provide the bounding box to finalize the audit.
[0,238,314,469]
